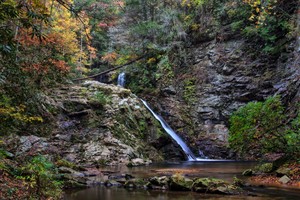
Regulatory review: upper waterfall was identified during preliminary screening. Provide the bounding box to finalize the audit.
[117,72,126,87]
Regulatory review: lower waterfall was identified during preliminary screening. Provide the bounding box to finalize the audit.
[141,100,197,161]
[117,73,209,161]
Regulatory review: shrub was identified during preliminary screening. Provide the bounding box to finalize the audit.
[229,96,286,156]
[284,115,300,156]
[20,155,62,199]
[0,94,43,135]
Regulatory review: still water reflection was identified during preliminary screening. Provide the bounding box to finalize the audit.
[64,186,300,200]
[64,161,300,200]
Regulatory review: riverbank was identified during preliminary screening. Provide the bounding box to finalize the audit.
[249,162,300,188]
[1,156,300,200]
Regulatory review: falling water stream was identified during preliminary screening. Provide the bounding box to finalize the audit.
[117,72,205,161]
[141,100,197,161]
[117,72,126,87]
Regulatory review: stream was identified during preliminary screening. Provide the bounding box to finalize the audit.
[64,161,300,200]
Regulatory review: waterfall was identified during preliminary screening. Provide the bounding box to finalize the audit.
[141,100,197,161]
[117,72,211,161]
[117,72,125,87]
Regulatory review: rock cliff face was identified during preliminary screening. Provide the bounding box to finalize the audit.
[104,11,300,159]
[156,36,300,159]
[6,81,169,166]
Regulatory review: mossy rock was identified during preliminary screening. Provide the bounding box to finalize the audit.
[168,174,193,191]
[276,167,292,177]
[126,178,147,188]
[62,174,88,189]
[192,178,241,194]
[104,180,122,187]
[56,159,76,169]
[233,177,246,187]
[255,163,273,173]
[192,178,226,191]
[149,176,169,187]
[242,169,254,176]
[124,180,137,188]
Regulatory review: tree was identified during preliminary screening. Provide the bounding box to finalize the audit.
[0,0,93,135]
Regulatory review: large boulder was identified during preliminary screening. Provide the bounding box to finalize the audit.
[168,174,193,191]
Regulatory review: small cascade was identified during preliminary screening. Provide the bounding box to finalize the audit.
[117,72,126,87]
[141,100,197,161]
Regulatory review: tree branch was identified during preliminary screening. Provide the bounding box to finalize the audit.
[73,55,147,82]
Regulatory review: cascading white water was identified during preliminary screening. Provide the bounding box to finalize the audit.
[117,73,212,161]
[141,100,197,161]
[117,72,126,87]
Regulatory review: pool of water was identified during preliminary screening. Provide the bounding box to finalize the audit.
[64,161,300,200]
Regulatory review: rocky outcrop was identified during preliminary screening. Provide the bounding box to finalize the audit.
[104,174,245,195]
[6,81,167,166]
[154,36,300,159]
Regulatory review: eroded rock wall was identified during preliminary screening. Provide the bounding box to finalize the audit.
[156,37,300,159]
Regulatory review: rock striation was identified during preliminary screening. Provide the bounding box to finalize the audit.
[155,37,300,159]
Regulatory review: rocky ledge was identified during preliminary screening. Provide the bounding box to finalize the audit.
[4,81,167,166]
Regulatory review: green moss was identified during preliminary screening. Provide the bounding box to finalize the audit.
[118,89,131,98]
[169,174,193,191]
[183,78,197,105]
[255,163,274,173]
[80,88,88,96]
[138,120,146,133]
[96,159,108,166]
[63,101,86,112]
[91,91,110,105]
[56,159,76,169]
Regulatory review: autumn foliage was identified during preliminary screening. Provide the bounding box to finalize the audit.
[0,0,96,134]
